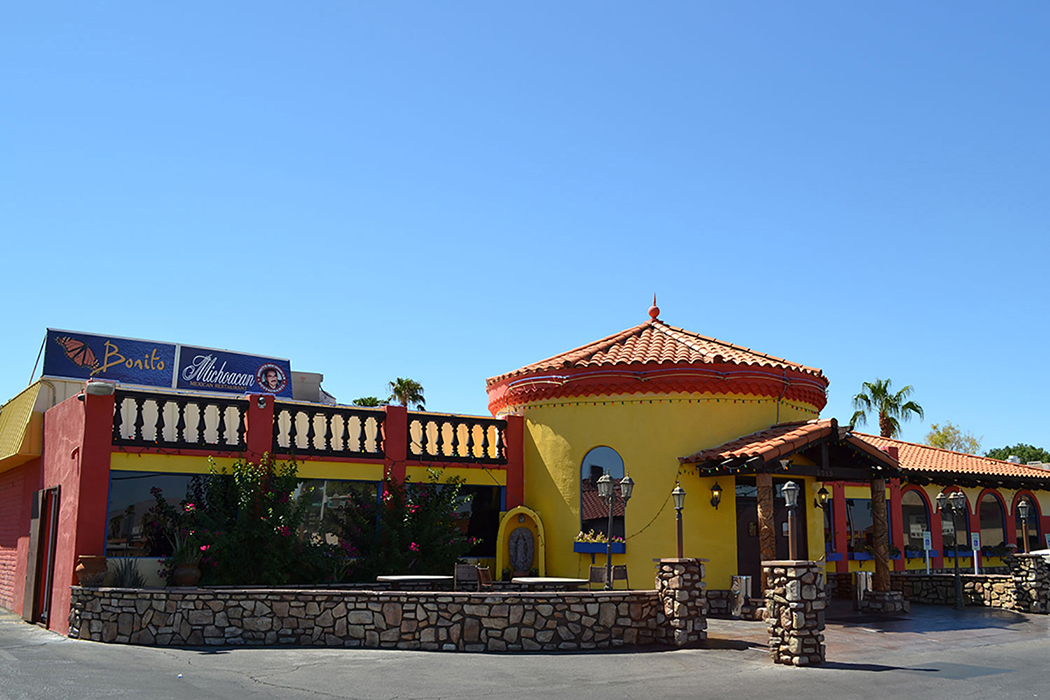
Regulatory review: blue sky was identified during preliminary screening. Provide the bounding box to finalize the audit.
[2,2,1047,454]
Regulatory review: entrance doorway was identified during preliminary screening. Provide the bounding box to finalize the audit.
[23,487,60,625]
[736,477,809,586]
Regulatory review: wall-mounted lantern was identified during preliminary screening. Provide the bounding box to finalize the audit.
[710,482,722,510]
[815,485,830,510]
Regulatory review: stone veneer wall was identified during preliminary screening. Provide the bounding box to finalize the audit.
[655,559,706,646]
[68,558,710,651]
[763,561,826,667]
[890,574,1014,608]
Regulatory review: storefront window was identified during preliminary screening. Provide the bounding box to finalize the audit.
[901,490,930,552]
[978,493,1006,552]
[939,493,971,556]
[845,498,872,554]
[297,480,379,543]
[106,471,195,556]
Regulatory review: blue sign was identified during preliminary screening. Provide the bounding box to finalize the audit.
[176,345,293,397]
[43,329,176,388]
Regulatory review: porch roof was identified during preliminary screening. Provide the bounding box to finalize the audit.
[678,418,901,480]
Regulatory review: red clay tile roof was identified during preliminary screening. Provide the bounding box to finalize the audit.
[488,319,825,385]
[580,480,625,520]
[680,420,837,465]
[856,434,1050,482]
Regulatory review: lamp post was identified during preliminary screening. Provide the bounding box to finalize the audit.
[598,471,633,590]
[672,484,686,558]
[782,481,800,560]
[937,491,967,610]
[1018,499,1031,555]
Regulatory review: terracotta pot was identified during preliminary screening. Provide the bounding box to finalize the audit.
[75,555,108,587]
[172,563,201,587]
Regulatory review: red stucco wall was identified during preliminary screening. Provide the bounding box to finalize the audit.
[0,458,41,615]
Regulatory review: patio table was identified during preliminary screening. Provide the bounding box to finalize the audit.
[511,576,590,591]
[376,575,454,591]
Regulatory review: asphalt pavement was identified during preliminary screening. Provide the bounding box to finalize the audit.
[1,602,1047,700]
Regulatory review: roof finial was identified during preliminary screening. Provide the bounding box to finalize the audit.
[648,295,660,320]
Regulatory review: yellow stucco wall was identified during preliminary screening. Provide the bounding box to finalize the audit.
[519,392,819,589]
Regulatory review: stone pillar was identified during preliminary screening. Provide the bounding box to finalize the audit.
[763,560,826,666]
[1007,554,1050,614]
[870,478,890,592]
[656,558,707,647]
[756,473,776,589]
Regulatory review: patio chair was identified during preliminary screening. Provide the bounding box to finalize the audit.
[588,565,606,589]
[612,564,629,589]
[454,563,478,591]
[476,566,494,591]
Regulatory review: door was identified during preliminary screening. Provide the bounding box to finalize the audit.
[735,478,761,585]
[23,487,59,625]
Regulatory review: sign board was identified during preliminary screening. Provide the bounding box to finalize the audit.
[922,530,932,551]
[176,345,292,398]
[42,329,292,397]
[43,330,176,388]
[1045,533,1050,549]
[970,532,981,553]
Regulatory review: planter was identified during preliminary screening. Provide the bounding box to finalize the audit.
[849,552,872,561]
[826,553,844,562]
[574,542,626,554]
[172,563,201,587]
[75,555,108,587]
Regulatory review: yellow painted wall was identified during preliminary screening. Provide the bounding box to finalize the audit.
[520,392,816,589]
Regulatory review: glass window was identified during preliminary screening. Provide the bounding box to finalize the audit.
[822,497,834,551]
[580,446,626,539]
[1015,495,1042,552]
[938,493,971,556]
[297,480,378,543]
[458,485,502,557]
[901,490,930,552]
[845,498,872,554]
[106,471,195,556]
[978,493,1006,551]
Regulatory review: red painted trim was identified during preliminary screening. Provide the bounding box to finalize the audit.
[383,405,408,483]
[245,394,275,462]
[503,415,524,510]
[486,363,828,415]
[831,483,848,574]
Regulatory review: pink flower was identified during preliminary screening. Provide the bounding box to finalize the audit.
[184,503,195,512]
[409,542,420,553]
[200,545,210,552]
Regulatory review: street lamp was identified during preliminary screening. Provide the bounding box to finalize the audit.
[1018,499,1031,555]
[672,484,687,558]
[598,471,633,590]
[937,491,967,610]
[782,481,800,560]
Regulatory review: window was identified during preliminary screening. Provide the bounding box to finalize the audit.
[845,497,893,555]
[579,446,625,539]
[106,471,195,556]
[901,490,930,552]
[297,479,379,543]
[978,493,1006,551]
[939,493,971,556]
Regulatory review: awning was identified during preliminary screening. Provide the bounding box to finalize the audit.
[679,418,901,481]
[0,383,43,473]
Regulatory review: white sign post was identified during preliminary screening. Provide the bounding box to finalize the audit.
[923,530,933,574]
[971,533,981,575]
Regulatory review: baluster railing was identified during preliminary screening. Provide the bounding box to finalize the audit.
[112,389,247,451]
[271,404,385,459]
[407,413,507,465]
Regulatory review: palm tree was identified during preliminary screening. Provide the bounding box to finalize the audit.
[387,378,425,409]
[850,378,924,438]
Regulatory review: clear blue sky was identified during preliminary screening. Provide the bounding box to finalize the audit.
[2,2,1047,454]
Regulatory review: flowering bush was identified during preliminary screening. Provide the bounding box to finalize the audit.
[574,529,625,544]
[326,468,478,581]
[146,454,327,586]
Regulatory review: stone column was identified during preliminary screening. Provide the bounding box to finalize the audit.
[870,478,890,592]
[656,558,707,647]
[756,473,776,589]
[763,560,826,666]
[1007,554,1050,614]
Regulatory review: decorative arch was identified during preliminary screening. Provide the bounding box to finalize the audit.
[495,506,546,578]
[1011,490,1042,518]
[900,485,932,552]
[937,487,972,555]
[1011,490,1042,552]
[976,488,1007,551]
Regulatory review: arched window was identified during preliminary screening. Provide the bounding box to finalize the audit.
[978,492,1006,552]
[901,489,930,553]
[938,491,971,557]
[580,446,626,539]
[1015,495,1042,552]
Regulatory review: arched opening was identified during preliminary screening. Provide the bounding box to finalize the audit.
[579,446,625,540]
[978,492,1006,554]
[901,489,930,554]
[938,490,971,557]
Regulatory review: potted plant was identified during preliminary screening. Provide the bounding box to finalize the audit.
[75,555,108,587]
[167,524,207,587]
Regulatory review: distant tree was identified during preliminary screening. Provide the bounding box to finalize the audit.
[850,378,924,438]
[985,443,1050,464]
[352,397,382,407]
[924,421,982,454]
[387,378,425,410]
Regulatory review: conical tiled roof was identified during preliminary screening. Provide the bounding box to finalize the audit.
[486,310,829,415]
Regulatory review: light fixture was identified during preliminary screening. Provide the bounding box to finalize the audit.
[84,380,116,396]
[936,492,947,512]
[672,483,686,558]
[948,491,966,512]
[597,472,613,500]
[620,474,634,503]
[779,459,791,471]
[710,482,722,510]
[815,485,830,510]
[782,480,800,560]
[1018,499,1031,555]
[781,480,800,509]
[257,395,267,409]
[938,490,966,609]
